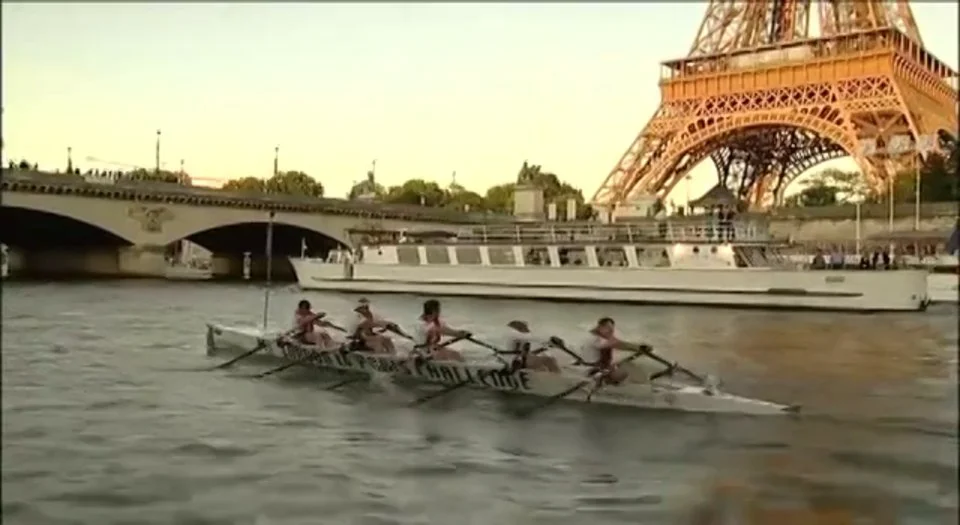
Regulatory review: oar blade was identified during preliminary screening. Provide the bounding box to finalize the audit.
[209,339,267,370]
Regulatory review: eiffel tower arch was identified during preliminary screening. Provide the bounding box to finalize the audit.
[591,0,959,213]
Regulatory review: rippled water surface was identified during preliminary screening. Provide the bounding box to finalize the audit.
[2,281,957,525]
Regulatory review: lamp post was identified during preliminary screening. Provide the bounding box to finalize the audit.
[858,133,936,253]
[273,146,279,177]
[684,174,692,215]
[155,129,161,174]
[849,190,866,257]
[67,146,73,173]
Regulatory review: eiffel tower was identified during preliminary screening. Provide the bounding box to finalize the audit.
[590,0,959,212]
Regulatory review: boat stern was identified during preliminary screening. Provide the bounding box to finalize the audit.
[288,257,347,289]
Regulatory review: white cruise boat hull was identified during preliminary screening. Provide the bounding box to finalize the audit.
[928,273,958,304]
[786,254,957,304]
[289,258,929,312]
[206,324,796,416]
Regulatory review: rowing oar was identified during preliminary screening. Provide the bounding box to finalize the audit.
[209,326,306,371]
[634,345,706,384]
[325,334,471,391]
[210,339,269,370]
[516,349,648,417]
[553,342,588,366]
[253,354,315,378]
[409,344,544,407]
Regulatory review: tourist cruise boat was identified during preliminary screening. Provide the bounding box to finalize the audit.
[785,227,959,304]
[289,218,930,312]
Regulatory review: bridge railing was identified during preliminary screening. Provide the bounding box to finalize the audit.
[1,169,513,224]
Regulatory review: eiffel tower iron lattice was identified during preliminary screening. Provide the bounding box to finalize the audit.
[590,0,959,212]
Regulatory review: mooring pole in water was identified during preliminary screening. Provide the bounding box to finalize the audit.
[262,210,275,331]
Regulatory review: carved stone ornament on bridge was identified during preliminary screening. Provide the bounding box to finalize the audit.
[127,205,175,233]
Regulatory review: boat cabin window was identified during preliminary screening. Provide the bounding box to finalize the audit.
[558,247,588,267]
[455,246,482,265]
[488,247,516,266]
[397,246,421,265]
[523,247,550,266]
[424,246,450,264]
[733,246,772,268]
[596,247,627,267]
[631,246,670,267]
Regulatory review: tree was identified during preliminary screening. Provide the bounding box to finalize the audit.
[221,170,324,197]
[484,183,515,214]
[444,183,486,212]
[347,170,386,201]
[264,170,324,197]
[476,161,593,218]
[222,176,266,193]
[382,178,447,206]
[784,182,838,207]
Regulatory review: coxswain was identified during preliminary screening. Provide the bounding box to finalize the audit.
[345,298,409,354]
[504,320,562,373]
[413,299,469,362]
[292,299,335,348]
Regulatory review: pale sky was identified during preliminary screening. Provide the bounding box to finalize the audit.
[2,2,958,202]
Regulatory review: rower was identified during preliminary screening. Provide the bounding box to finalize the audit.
[413,299,469,362]
[581,317,676,384]
[292,299,335,348]
[345,298,409,354]
[504,320,562,373]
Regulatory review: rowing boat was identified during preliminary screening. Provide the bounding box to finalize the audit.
[205,323,800,416]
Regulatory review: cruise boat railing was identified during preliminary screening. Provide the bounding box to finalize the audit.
[445,220,772,245]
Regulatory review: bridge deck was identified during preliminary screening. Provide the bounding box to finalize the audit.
[0,169,508,225]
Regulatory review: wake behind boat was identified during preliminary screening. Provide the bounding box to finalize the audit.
[204,322,799,417]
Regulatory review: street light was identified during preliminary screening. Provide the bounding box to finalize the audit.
[857,133,936,242]
[155,129,162,174]
[848,186,867,257]
[273,146,279,177]
[684,174,692,215]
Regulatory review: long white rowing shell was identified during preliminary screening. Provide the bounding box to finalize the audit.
[206,323,799,416]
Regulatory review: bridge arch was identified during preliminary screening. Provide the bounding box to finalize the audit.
[0,205,136,248]
[148,210,351,250]
[650,110,864,205]
[154,215,348,257]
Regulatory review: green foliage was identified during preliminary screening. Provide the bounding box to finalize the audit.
[785,136,958,207]
[221,161,591,217]
[222,171,324,197]
[222,176,265,193]
[265,170,324,197]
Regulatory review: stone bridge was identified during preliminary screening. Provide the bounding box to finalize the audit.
[0,169,505,279]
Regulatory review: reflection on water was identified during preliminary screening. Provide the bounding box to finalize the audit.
[1,281,957,525]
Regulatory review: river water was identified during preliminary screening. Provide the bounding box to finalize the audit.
[1,281,957,525]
